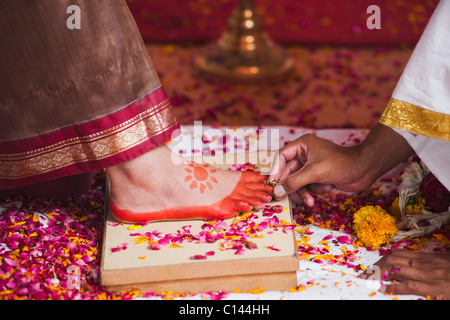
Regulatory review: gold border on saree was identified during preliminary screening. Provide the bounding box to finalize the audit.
[0,99,178,180]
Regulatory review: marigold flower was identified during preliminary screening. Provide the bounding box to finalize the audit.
[353,205,397,249]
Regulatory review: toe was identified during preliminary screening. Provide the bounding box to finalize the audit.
[246,197,267,210]
[247,182,274,194]
[241,171,268,183]
[241,189,272,203]
[233,200,253,213]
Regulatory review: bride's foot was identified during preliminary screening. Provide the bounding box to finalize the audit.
[106,146,273,223]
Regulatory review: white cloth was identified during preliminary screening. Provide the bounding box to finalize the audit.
[393,128,450,190]
[392,0,450,115]
[389,0,450,190]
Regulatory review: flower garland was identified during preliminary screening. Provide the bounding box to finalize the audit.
[353,158,450,249]
[391,194,427,220]
[394,159,450,216]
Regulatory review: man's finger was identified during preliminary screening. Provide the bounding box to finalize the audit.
[278,159,303,184]
[308,183,333,195]
[269,150,287,182]
[375,251,416,270]
[269,138,306,180]
[296,187,315,207]
[379,265,430,283]
[273,165,316,199]
[381,280,440,299]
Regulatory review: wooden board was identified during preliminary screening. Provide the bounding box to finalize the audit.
[100,152,298,293]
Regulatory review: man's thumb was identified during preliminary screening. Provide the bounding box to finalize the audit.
[273,184,287,199]
[273,169,312,199]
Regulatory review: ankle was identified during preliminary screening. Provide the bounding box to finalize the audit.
[106,146,170,186]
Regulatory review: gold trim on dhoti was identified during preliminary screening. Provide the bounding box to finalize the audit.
[380,98,450,142]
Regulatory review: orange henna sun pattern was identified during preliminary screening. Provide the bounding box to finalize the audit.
[184,163,218,193]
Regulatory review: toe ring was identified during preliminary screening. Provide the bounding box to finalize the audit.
[263,179,278,187]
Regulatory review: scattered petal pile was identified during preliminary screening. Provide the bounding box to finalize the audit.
[115,204,292,258]
[1,134,450,300]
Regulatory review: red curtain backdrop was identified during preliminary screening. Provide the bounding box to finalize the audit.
[126,0,438,46]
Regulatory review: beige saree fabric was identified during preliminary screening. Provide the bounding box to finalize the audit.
[0,0,180,189]
[0,0,161,141]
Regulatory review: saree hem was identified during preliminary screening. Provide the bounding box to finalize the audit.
[0,87,180,190]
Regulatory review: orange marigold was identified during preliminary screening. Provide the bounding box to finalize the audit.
[353,205,397,249]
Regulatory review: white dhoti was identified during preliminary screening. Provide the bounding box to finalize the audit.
[380,0,450,190]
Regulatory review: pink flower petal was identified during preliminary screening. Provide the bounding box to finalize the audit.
[283,225,294,233]
[213,221,227,230]
[190,255,206,260]
[234,248,248,255]
[390,267,400,275]
[111,243,128,253]
[150,243,162,250]
[4,257,19,266]
[158,238,170,245]
[337,236,353,244]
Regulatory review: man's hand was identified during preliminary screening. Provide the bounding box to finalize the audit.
[269,133,371,205]
[372,250,450,299]
[269,124,414,206]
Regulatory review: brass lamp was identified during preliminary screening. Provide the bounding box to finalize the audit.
[194,0,294,82]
